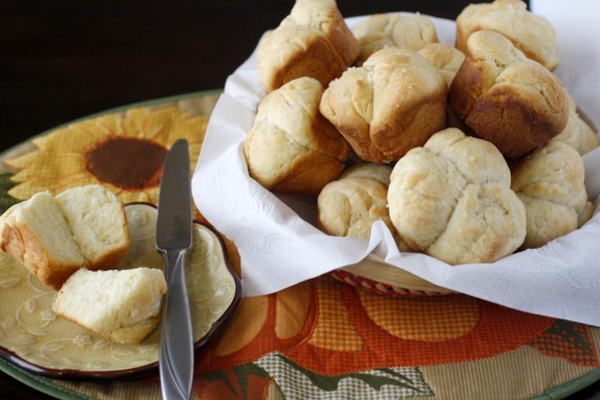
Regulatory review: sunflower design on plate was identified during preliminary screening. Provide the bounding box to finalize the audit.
[4,102,210,215]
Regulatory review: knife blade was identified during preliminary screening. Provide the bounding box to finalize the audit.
[156,138,194,400]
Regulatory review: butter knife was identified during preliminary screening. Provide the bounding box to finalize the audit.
[156,139,194,400]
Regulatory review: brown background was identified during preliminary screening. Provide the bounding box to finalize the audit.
[2,1,600,399]
[2,0,481,153]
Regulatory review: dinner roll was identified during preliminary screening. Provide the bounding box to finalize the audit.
[448,30,569,158]
[511,141,595,249]
[353,13,438,66]
[339,162,392,186]
[417,43,466,88]
[318,163,412,251]
[549,94,600,155]
[0,185,130,290]
[317,163,393,238]
[54,267,167,344]
[388,128,526,264]
[244,77,351,197]
[320,47,447,163]
[455,0,559,71]
[256,0,360,92]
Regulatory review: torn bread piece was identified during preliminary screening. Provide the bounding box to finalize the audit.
[53,267,167,344]
[0,185,130,290]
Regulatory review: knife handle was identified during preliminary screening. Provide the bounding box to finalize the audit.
[159,250,194,400]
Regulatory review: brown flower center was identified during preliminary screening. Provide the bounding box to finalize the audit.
[84,136,168,190]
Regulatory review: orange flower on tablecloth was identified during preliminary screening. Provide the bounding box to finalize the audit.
[191,276,600,399]
[194,276,569,376]
[4,106,207,217]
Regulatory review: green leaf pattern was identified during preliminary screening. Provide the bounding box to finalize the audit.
[254,352,434,399]
[203,363,272,399]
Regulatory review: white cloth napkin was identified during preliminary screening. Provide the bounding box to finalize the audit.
[193,4,600,327]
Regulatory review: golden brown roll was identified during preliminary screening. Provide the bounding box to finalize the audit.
[455,0,559,71]
[317,163,393,239]
[256,0,360,93]
[388,127,526,265]
[448,30,569,159]
[320,47,447,163]
[317,163,412,251]
[417,43,465,88]
[339,162,392,186]
[549,94,600,155]
[511,141,595,249]
[244,77,351,198]
[353,13,438,66]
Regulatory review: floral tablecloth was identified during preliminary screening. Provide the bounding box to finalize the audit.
[0,91,599,400]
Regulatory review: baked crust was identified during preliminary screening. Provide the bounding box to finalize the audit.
[0,221,81,290]
[354,13,438,65]
[388,128,526,264]
[244,77,351,197]
[317,163,393,238]
[511,141,595,249]
[320,47,447,163]
[549,93,600,155]
[455,0,559,71]
[0,186,131,290]
[317,162,412,251]
[417,43,466,88]
[449,30,569,158]
[257,0,360,92]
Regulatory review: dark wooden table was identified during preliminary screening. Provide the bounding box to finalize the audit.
[1,1,600,399]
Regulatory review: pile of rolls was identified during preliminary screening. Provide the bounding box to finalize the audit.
[243,0,599,265]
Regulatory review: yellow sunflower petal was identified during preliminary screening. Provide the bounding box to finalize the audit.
[4,150,43,170]
[49,175,102,194]
[7,182,51,200]
[77,182,125,199]
[6,151,86,176]
[31,128,99,154]
[68,115,123,140]
[94,113,127,136]
[116,190,148,204]
[120,108,149,138]
[115,188,159,205]
[7,173,99,199]
[144,187,160,202]
[154,114,208,147]
[144,107,181,140]
[189,143,203,162]
[30,135,49,149]
[11,162,87,182]
[121,107,179,140]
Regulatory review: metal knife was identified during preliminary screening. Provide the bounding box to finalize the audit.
[156,138,194,400]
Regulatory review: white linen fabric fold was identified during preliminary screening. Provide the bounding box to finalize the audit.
[193,9,600,327]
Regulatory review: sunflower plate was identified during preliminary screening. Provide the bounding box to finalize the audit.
[0,203,240,380]
[0,92,220,221]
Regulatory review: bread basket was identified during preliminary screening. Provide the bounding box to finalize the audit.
[330,254,457,296]
[193,11,600,326]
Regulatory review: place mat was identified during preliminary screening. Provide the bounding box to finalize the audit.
[0,91,599,400]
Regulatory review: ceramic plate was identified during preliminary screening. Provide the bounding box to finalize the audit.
[0,202,241,380]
